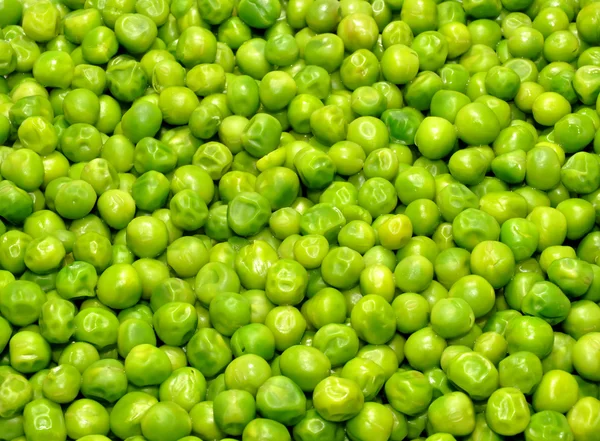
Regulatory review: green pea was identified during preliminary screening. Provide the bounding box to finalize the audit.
[486,387,530,436]
[63,399,109,439]
[312,376,363,422]
[10,331,51,374]
[428,392,475,436]
[256,375,306,425]
[23,398,67,441]
[525,410,574,441]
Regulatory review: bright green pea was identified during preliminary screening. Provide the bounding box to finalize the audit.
[486,387,530,436]
[446,350,499,400]
[428,392,475,436]
[23,398,67,441]
[10,331,51,374]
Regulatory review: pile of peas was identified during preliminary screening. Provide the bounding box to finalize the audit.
[1,0,600,440]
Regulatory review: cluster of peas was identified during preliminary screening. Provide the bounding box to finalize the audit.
[2,0,600,438]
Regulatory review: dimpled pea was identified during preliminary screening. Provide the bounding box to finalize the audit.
[486,387,530,436]
[157,367,206,413]
[313,323,359,367]
[410,32,448,72]
[240,113,282,159]
[363,148,399,182]
[73,307,119,350]
[23,398,66,441]
[0,280,46,326]
[310,104,347,145]
[234,241,278,290]
[256,375,306,425]
[447,351,499,399]
[382,108,424,147]
[226,192,270,237]
[339,49,380,91]
[304,287,347,329]
[525,410,574,441]
[403,71,443,111]
[39,296,76,344]
[562,152,600,195]
[294,148,337,190]
[450,208,499,253]
[547,257,594,298]
[22,234,65,275]
[264,258,307,306]
[468,240,515,289]
[485,66,521,101]
[385,370,433,417]
[133,138,177,175]
[10,330,51,374]
[207,291,251,336]
[357,177,398,218]
[72,232,112,273]
[340,357,386,402]
[195,262,240,306]
[428,392,475,436]
[18,116,58,156]
[321,246,364,290]
[504,315,555,359]
[573,65,600,105]
[153,301,198,346]
[42,364,81,404]
[215,390,256,436]
[185,328,232,379]
[348,294,394,344]
[521,281,571,325]
[106,58,148,103]
[310,376,364,423]
[0,372,32,418]
[499,218,539,262]
[55,261,97,301]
